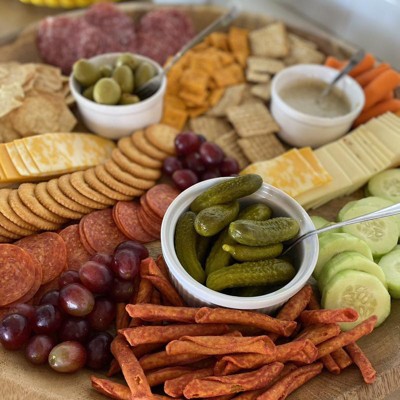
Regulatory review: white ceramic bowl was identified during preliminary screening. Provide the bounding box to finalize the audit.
[161,177,319,313]
[69,53,166,140]
[270,64,365,148]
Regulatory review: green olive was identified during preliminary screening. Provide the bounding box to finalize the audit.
[112,65,135,94]
[99,65,113,78]
[116,53,139,70]
[135,62,157,88]
[73,59,101,87]
[82,85,94,101]
[119,93,140,105]
[93,78,121,105]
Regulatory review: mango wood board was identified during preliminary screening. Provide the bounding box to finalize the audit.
[0,3,399,400]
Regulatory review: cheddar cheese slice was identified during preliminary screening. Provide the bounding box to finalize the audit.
[14,139,40,175]
[5,142,30,177]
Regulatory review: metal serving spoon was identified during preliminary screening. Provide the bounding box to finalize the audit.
[283,202,400,255]
[318,48,365,100]
[135,7,240,100]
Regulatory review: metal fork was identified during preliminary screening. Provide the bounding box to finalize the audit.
[135,6,240,100]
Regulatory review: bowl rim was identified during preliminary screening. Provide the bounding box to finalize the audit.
[69,52,166,113]
[271,63,365,126]
[161,177,319,310]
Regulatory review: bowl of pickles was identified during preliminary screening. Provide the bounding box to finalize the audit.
[161,175,319,313]
[69,52,166,139]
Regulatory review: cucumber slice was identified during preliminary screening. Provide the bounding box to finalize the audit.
[318,251,387,291]
[341,204,399,257]
[368,169,400,203]
[337,200,357,222]
[310,215,330,230]
[314,232,373,279]
[379,248,400,298]
[322,269,391,331]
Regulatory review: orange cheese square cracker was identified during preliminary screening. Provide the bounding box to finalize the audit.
[213,63,245,88]
[228,27,250,67]
[162,105,188,131]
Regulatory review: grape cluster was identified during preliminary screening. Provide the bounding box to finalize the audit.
[0,241,148,373]
[163,132,240,190]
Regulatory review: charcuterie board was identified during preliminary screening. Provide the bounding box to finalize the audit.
[0,3,399,400]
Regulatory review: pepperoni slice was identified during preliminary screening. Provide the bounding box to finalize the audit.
[0,244,36,307]
[138,207,161,239]
[78,218,96,255]
[59,224,92,271]
[81,208,129,254]
[16,232,67,285]
[145,184,180,219]
[113,201,156,243]
[140,194,163,225]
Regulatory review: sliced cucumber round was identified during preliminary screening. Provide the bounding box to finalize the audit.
[337,200,357,222]
[318,251,387,291]
[379,248,400,299]
[322,269,391,331]
[367,169,400,203]
[341,204,399,257]
[314,232,373,279]
[310,215,330,230]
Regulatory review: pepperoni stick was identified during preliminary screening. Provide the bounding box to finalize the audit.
[126,304,198,324]
[145,366,194,387]
[120,324,229,346]
[110,335,153,400]
[129,275,153,328]
[331,348,353,370]
[345,342,376,383]
[156,254,170,278]
[116,303,131,330]
[317,316,377,359]
[151,289,162,305]
[294,323,341,345]
[195,308,297,337]
[300,308,359,325]
[183,362,284,398]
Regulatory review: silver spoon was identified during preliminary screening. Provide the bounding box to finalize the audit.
[283,202,400,255]
[318,48,366,100]
[135,7,240,100]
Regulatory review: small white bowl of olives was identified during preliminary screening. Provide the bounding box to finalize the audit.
[69,52,166,139]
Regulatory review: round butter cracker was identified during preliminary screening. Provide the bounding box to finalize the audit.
[118,136,162,169]
[131,130,169,161]
[144,124,179,155]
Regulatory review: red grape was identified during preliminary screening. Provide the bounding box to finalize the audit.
[175,132,201,155]
[111,249,140,281]
[59,271,80,288]
[185,152,206,174]
[115,241,149,260]
[59,283,95,317]
[201,167,221,181]
[6,304,36,324]
[39,290,60,307]
[0,314,31,350]
[86,332,113,370]
[33,304,62,335]
[91,253,113,268]
[25,335,55,365]
[197,134,206,143]
[163,156,183,176]
[48,341,87,373]
[110,278,134,303]
[87,297,116,331]
[220,157,239,176]
[172,169,198,190]
[199,142,224,166]
[79,261,113,293]
[59,318,90,343]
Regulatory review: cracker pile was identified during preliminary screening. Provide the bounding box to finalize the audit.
[0,63,76,143]
[0,124,178,243]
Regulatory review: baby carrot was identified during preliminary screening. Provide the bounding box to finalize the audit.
[355,63,390,87]
[354,99,400,127]
[324,56,345,69]
[363,69,400,110]
[349,53,375,77]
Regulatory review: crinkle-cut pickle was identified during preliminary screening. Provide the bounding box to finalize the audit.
[222,242,283,262]
[190,174,263,213]
[229,217,300,246]
[174,211,205,284]
[206,259,296,292]
[194,201,239,237]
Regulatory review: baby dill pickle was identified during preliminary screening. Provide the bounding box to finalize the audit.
[206,259,296,292]
[229,217,300,246]
[196,235,213,266]
[232,286,270,297]
[238,203,272,221]
[190,174,263,213]
[174,211,206,284]
[222,243,283,262]
[195,201,239,237]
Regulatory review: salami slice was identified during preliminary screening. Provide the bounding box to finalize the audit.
[16,232,67,285]
[78,217,97,255]
[145,184,180,219]
[81,208,129,254]
[113,201,156,243]
[138,207,161,239]
[140,194,163,225]
[0,244,36,307]
[59,224,92,271]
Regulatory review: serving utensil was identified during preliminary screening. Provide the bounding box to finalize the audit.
[135,6,239,100]
[283,202,400,255]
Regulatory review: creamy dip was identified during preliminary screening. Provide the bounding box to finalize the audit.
[279,78,351,118]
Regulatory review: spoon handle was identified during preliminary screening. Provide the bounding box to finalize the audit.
[283,202,400,255]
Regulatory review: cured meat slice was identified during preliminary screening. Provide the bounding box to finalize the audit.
[16,232,67,285]
[140,194,163,225]
[145,184,180,219]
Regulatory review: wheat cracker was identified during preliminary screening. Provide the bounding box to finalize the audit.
[145,124,179,156]
[207,83,246,117]
[251,82,272,102]
[131,130,168,161]
[189,116,232,141]
[249,22,289,58]
[238,134,286,162]
[247,57,285,74]
[246,70,271,84]
[214,130,249,169]
[118,136,162,169]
